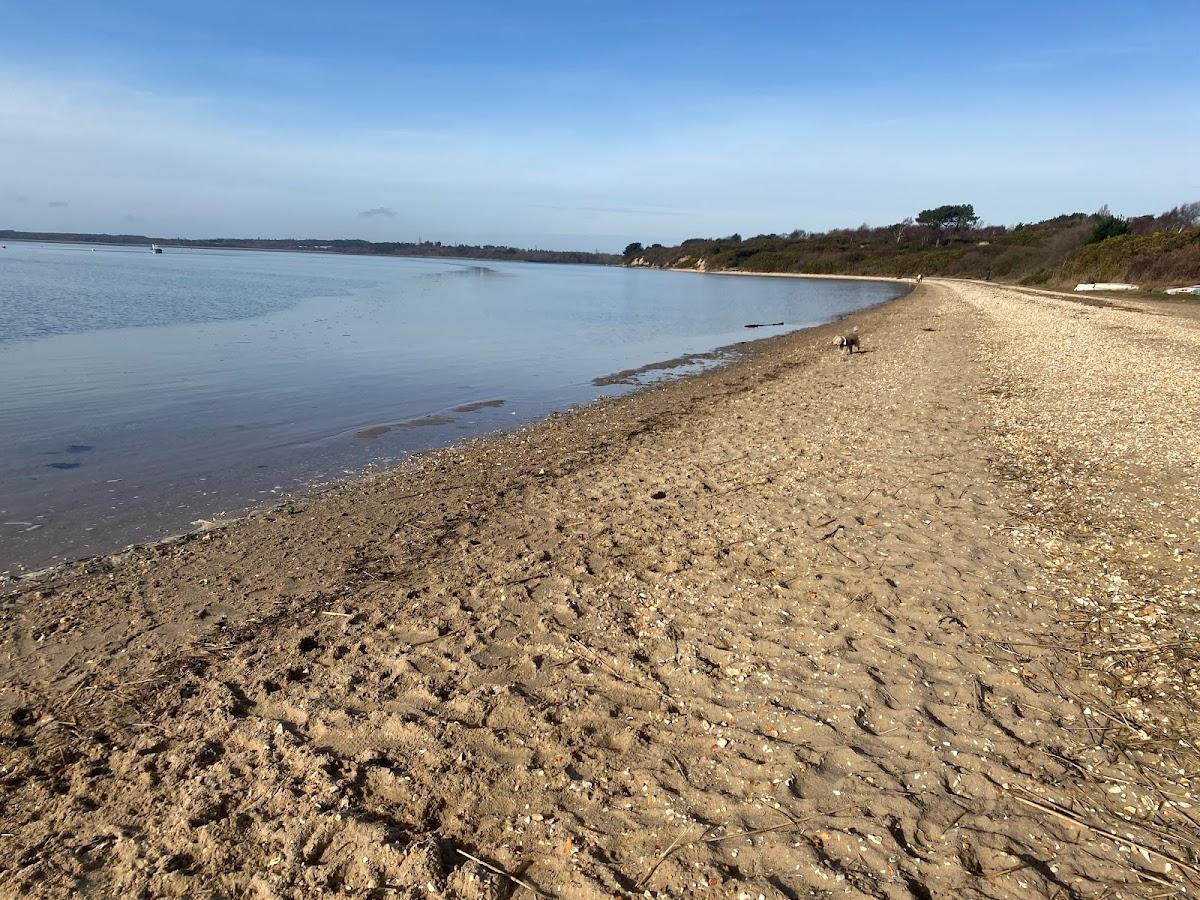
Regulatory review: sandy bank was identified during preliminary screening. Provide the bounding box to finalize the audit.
[2,282,1197,897]
[654,266,915,284]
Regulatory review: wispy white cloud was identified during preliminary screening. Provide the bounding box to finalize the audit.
[0,67,1196,249]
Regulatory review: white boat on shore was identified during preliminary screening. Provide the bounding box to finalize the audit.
[1074,282,1138,292]
[151,244,163,254]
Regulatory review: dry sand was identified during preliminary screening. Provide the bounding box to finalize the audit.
[2,280,1197,898]
[663,269,917,284]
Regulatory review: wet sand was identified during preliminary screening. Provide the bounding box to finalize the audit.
[2,281,1197,897]
[592,350,731,387]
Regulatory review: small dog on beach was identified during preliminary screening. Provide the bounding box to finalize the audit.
[834,328,861,355]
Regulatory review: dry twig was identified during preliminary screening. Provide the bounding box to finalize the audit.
[1006,787,1200,884]
[456,848,548,898]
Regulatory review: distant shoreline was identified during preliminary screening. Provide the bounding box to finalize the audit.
[0,232,620,266]
[2,237,614,267]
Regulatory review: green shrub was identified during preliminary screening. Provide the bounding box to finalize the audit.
[1088,216,1131,244]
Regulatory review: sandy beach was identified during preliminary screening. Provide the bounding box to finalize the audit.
[655,268,919,284]
[2,280,1197,897]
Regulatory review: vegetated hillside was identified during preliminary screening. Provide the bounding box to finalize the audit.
[1058,228,1200,287]
[624,203,1200,289]
[0,231,620,266]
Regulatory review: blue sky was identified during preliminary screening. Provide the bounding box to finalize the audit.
[1,1,1197,250]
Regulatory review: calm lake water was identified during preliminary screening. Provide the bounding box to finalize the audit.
[0,242,905,574]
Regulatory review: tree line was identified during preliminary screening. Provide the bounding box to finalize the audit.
[623,202,1200,288]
